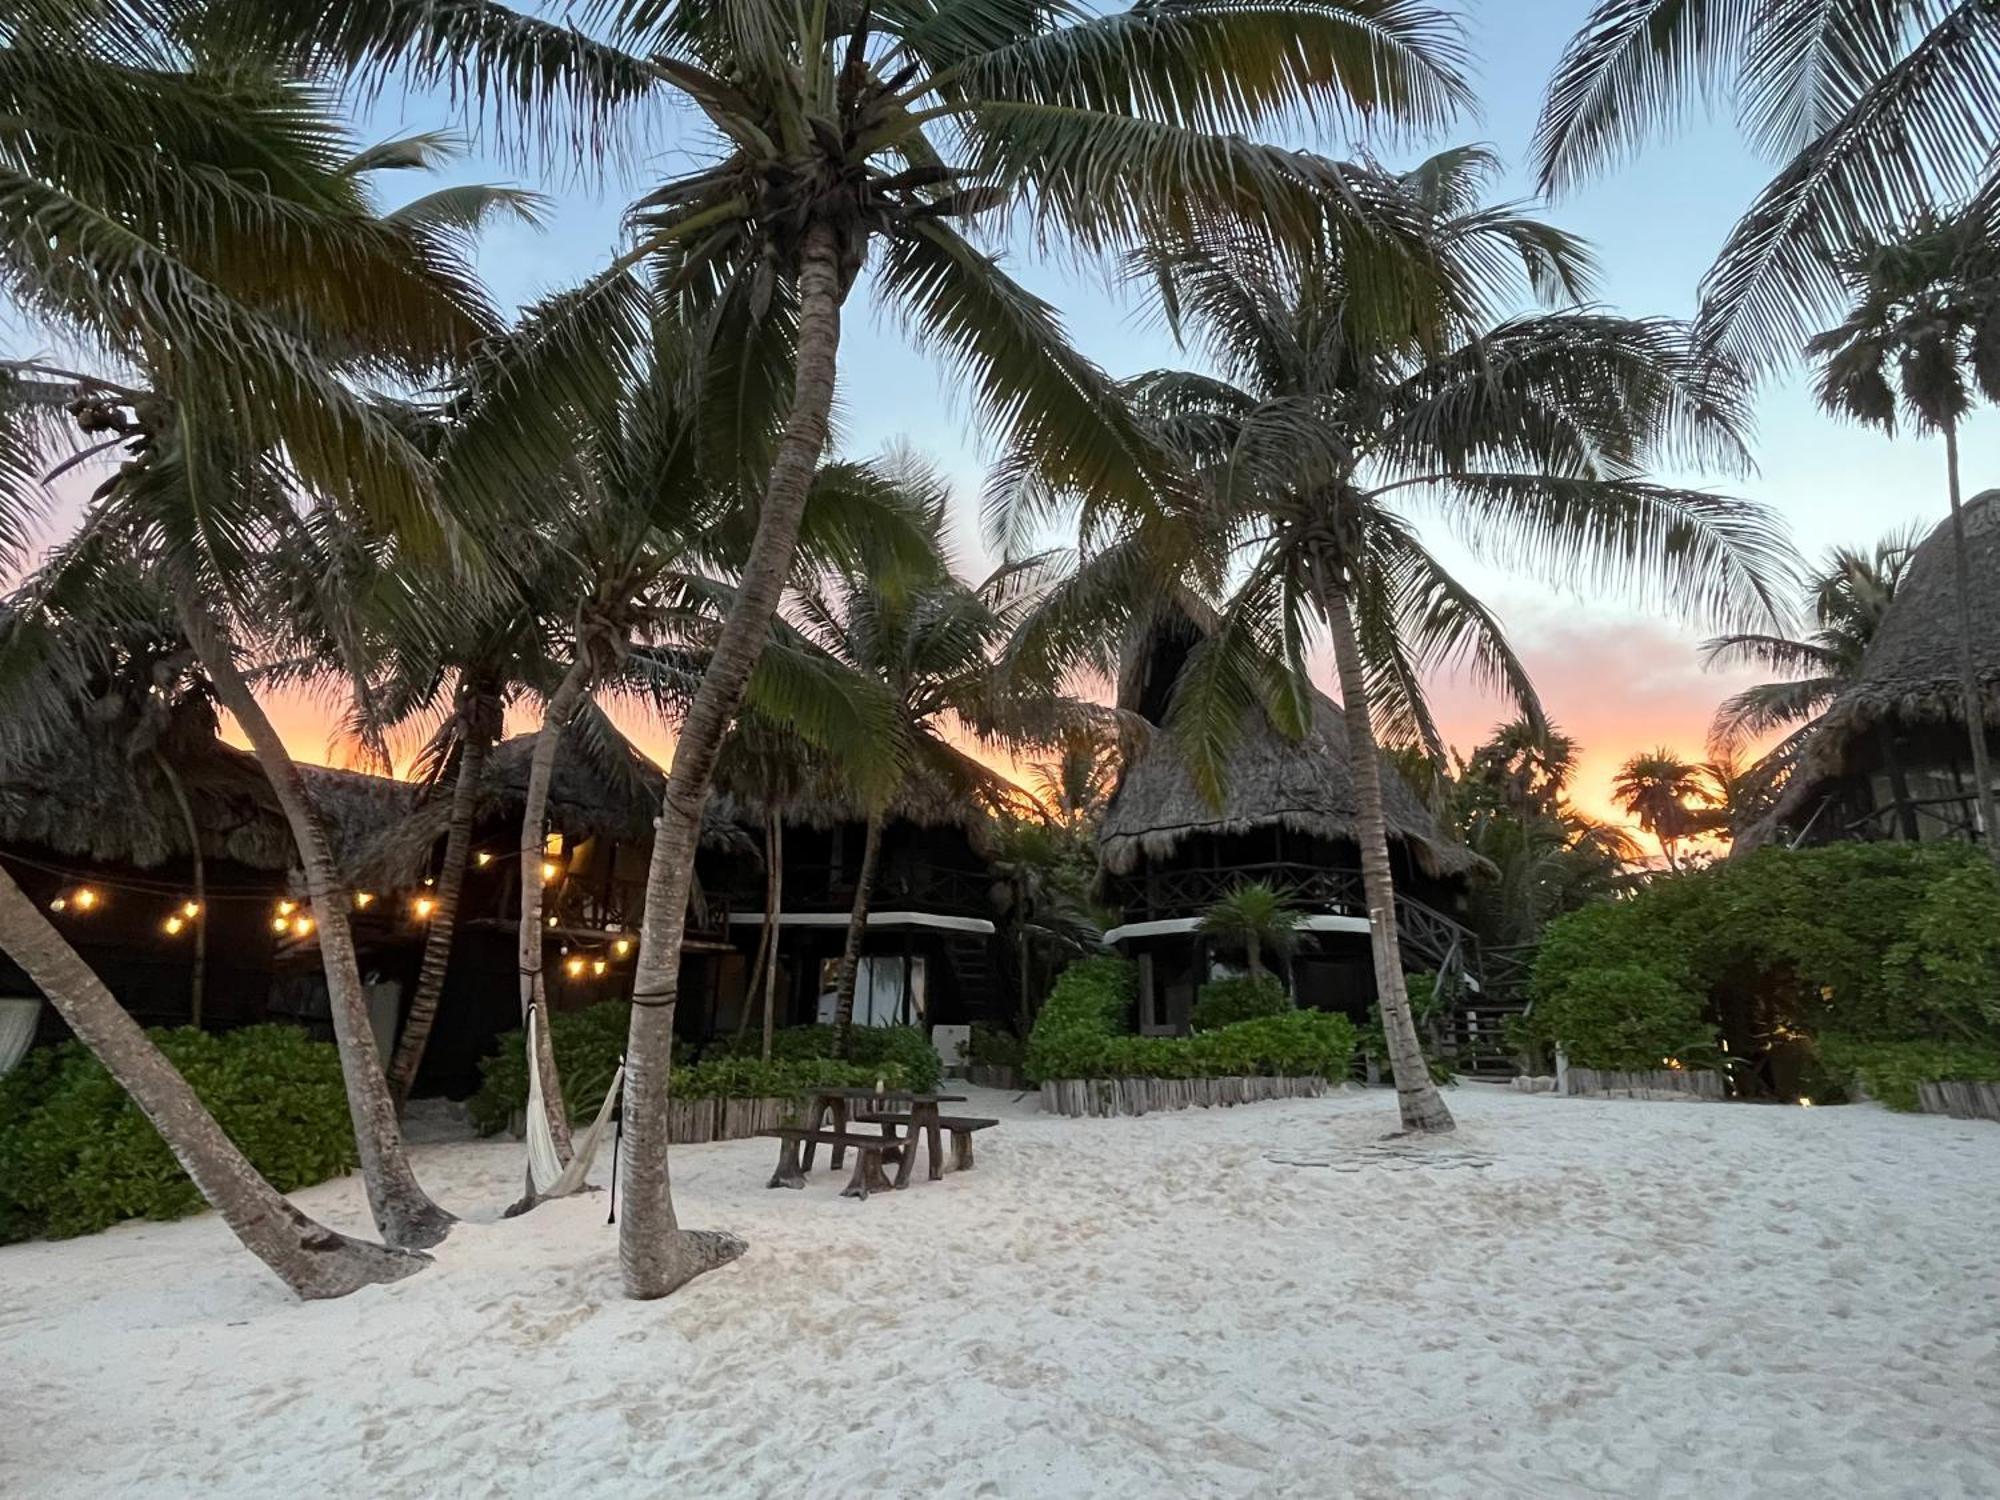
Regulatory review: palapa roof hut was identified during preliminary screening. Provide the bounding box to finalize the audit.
[1752,491,2000,846]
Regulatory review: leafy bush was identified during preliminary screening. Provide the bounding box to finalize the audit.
[0,1025,355,1243]
[1190,974,1291,1031]
[1025,957,1356,1082]
[1816,1035,2000,1112]
[1523,963,1714,1072]
[469,1007,939,1136]
[967,1023,1024,1071]
[1529,843,2000,1083]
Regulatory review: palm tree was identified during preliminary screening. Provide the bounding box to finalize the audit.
[1807,211,2000,867]
[0,105,531,1249]
[1534,0,2000,374]
[1006,150,1789,1133]
[1198,881,1301,984]
[1702,530,1918,817]
[1612,750,1721,871]
[464,0,1483,1300]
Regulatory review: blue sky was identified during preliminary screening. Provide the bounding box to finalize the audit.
[350,1,1987,825]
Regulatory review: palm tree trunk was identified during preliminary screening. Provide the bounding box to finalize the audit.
[0,866,428,1296]
[387,727,488,1110]
[736,813,780,1047]
[1247,931,1262,983]
[1319,574,1455,1134]
[1943,424,2000,870]
[154,752,205,1028]
[761,817,784,1064]
[518,657,597,1159]
[180,602,453,1248]
[828,806,886,1054]
[617,217,849,1299]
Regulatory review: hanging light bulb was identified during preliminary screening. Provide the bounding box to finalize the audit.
[71,888,99,912]
[591,959,607,977]
[353,891,375,909]
[475,851,493,867]
[181,900,200,919]
[272,915,291,933]
[546,915,559,928]
[540,860,561,883]
[422,876,435,888]
[613,937,632,958]
[565,956,586,979]
[413,895,436,919]
[48,895,67,913]
[163,915,185,936]
[292,915,314,937]
[276,899,296,917]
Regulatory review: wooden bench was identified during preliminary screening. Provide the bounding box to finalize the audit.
[758,1128,899,1199]
[855,1112,999,1173]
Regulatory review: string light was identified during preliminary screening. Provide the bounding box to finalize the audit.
[422,876,435,888]
[48,896,66,912]
[540,861,561,883]
[291,915,314,937]
[565,956,586,979]
[163,915,185,936]
[276,899,296,917]
[475,851,493,867]
[413,896,436,920]
[181,901,200,919]
[71,888,99,912]
[546,915,558,928]
[591,959,607,977]
[271,915,290,933]
[613,938,631,957]
[353,891,375,909]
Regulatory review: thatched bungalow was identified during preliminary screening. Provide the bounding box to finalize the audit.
[1099,608,1482,1034]
[1749,492,2000,849]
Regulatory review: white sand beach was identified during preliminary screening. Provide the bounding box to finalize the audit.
[5,1086,1997,1499]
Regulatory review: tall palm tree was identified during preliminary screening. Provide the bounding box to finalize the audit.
[1534,0,2000,374]
[1611,749,1720,871]
[1004,150,1789,1132]
[0,105,531,1249]
[442,0,1485,1300]
[1807,211,2000,867]
[1702,529,1919,816]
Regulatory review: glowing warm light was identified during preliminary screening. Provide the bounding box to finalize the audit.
[1798,1098,1815,1109]
[71,888,99,912]
[565,957,586,979]
[475,851,493,867]
[181,901,200,919]
[272,916,290,933]
[540,861,561,883]
[49,896,66,912]
[354,891,375,909]
[546,915,559,928]
[613,938,631,957]
[292,915,314,937]
[543,832,564,856]
[163,915,185,936]
[276,899,296,917]
[591,959,607,977]
[413,896,436,919]
[423,876,435,888]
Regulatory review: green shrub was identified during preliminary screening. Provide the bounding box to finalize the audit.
[1523,963,1712,1072]
[1025,956,1356,1082]
[967,1023,1024,1071]
[469,1007,940,1136]
[1359,972,1454,1080]
[1816,1035,2000,1112]
[1190,974,1291,1031]
[0,1025,355,1244]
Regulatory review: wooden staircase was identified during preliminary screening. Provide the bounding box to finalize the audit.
[940,933,1007,1024]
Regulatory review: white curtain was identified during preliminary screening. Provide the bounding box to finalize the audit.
[0,997,42,1076]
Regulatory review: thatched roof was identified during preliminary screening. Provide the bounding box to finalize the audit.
[1760,490,2000,832]
[1099,602,1478,879]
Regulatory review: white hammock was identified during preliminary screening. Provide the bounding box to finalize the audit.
[524,1005,624,1200]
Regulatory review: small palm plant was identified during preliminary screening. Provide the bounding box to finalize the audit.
[1198,881,1302,985]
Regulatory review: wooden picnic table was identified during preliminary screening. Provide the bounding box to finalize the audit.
[799,1087,966,1189]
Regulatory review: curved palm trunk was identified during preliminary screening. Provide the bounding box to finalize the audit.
[387,727,489,1110]
[828,806,886,1054]
[1319,578,1455,1134]
[736,813,780,1048]
[1246,932,1263,983]
[762,817,784,1063]
[0,867,427,1296]
[1943,425,2000,870]
[181,603,453,1247]
[154,753,205,1027]
[517,657,597,1160]
[617,218,848,1299]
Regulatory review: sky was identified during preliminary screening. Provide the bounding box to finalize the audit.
[58,2,1996,846]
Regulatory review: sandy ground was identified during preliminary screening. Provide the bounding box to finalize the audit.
[3,1084,1997,1499]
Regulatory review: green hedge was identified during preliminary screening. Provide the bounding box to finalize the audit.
[1025,957,1357,1083]
[1190,974,1290,1032]
[967,1023,1024,1071]
[0,1025,356,1244]
[1527,843,2000,1088]
[467,1006,939,1136]
[1817,1035,2000,1112]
